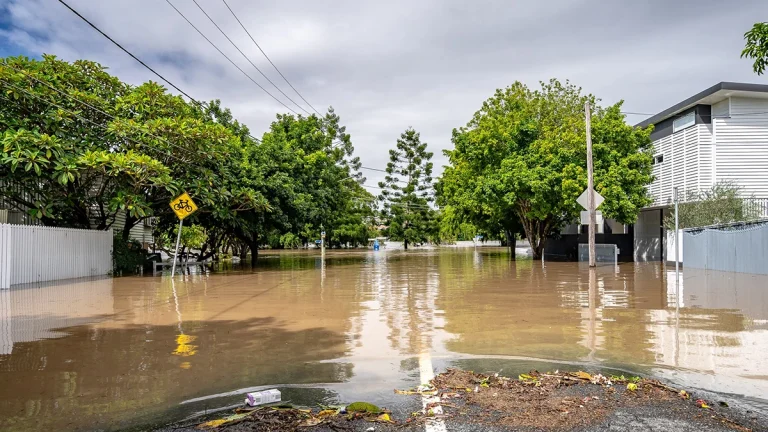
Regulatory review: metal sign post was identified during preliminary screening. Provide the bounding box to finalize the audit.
[585,102,596,267]
[169,192,199,278]
[171,219,183,277]
[320,228,326,258]
[674,187,680,291]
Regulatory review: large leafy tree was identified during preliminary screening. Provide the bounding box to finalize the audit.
[231,109,369,264]
[378,128,436,250]
[0,55,374,265]
[742,22,768,75]
[438,79,654,259]
[0,55,173,231]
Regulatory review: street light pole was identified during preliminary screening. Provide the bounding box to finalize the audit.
[585,101,596,267]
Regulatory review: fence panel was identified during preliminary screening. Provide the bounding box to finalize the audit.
[0,225,10,289]
[0,224,112,288]
[684,221,768,275]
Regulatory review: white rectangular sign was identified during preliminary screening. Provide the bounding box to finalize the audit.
[580,210,603,225]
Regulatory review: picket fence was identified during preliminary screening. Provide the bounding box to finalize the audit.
[0,224,113,288]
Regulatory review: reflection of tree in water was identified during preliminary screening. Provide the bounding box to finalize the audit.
[0,317,352,432]
[375,253,442,355]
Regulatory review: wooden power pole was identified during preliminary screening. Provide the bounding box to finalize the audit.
[585,102,596,267]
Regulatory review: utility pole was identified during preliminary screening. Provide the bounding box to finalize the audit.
[585,101,596,267]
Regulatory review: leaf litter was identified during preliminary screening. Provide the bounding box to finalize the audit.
[190,369,757,431]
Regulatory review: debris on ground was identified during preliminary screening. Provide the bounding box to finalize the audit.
[244,389,281,407]
[194,401,393,431]
[399,368,757,431]
[187,369,758,431]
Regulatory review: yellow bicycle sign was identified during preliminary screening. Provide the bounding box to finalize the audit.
[170,192,198,220]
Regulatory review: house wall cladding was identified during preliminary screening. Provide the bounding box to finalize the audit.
[0,225,113,288]
[713,97,768,197]
[650,124,710,206]
[683,221,768,275]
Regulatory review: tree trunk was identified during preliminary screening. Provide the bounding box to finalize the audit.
[238,244,248,261]
[249,234,259,266]
[504,229,516,261]
[404,238,409,250]
[122,213,137,241]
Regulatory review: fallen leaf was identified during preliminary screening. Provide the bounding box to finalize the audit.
[696,399,711,409]
[574,371,592,380]
[627,383,638,391]
[719,401,729,407]
[299,417,324,427]
[680,390,690,400]
[198,413,249,429]
[376,413,393,423]
[347,402,381,414]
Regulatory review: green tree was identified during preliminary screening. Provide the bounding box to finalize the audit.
[0,55,173,229]
[664,182,761,229]
[742,22,768,75]
[436,205,478,243]
[0,56,263,241]
[439,79,654,259]
[378,128,435,250]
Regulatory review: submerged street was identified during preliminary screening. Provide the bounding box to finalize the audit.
[1,248,767,431]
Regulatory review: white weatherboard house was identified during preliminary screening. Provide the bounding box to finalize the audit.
[633,82,768,261]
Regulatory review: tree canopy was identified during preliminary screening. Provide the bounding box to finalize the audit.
[0,55,374,265]
[437,79,654,258]
[378,128,436,249]
[742,22,768,75]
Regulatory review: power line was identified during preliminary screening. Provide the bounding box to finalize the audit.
[164,0,299,116]
[221,0,321,116]
[54,0,262,144]
[189,0,311,115]
[57,0,202,107]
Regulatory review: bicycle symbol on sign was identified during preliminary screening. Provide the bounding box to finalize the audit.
[173,199,193,213]
[170,192,198,220]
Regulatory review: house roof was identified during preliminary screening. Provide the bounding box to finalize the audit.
[635,82,768,128]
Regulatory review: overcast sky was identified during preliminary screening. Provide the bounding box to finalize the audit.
[1,0,766,188]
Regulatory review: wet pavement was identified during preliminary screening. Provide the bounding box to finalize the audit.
[1,248,767,431]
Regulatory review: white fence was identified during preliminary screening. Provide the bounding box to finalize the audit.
[0,224,113,288]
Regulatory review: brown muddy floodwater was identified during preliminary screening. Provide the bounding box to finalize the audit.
[1,248,767,431]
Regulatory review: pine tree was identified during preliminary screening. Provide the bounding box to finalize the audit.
[378,128,435,250]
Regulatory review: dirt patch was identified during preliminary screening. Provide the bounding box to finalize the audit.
[173,369,758,431]
[422,369,754,431]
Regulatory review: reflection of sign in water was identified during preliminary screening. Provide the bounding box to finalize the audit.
[173,334,198,357]
[170,192,199,220]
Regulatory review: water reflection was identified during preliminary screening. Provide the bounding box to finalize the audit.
[0,249,767,431]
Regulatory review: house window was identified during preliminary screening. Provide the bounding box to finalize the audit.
[672,112,695,133]
[652,154,664,165]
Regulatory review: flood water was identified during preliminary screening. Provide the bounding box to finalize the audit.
[1,248,767,431]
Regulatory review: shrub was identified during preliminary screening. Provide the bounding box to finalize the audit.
[112,235,147,275]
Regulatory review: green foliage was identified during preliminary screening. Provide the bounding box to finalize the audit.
[664,182,760,229]
[378,128,436,249]
[438,79,654,258]
[742,22,768,75]
[112,236,147,275]
[1,55,375,263]
[437,206,478,243]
